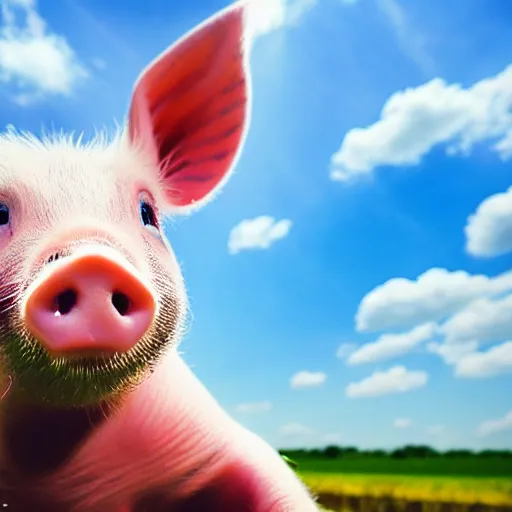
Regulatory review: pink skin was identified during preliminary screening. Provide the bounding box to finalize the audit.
[26,352,317,511]
[0,2,318,511]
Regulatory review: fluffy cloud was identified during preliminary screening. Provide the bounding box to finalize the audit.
[347,322,437,365]
[236,400,273,413]
[345,365,428,398]
[0,0,87,103]
[465,186,512,258]
[394,417,412,429]
[441,294,512,345]
[246,0,316,40]
[356,267,512,332]
[357,267,512,380]
[495,130,512,159]
[290,370,327,389]
[228,216,292,255]
[330,64,512,181]
[476,410,512,438]
[280,422,313,437]
[454,341,512,378]
[427,340,478,365]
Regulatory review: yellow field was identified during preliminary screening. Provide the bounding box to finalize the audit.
[299,472,512,507]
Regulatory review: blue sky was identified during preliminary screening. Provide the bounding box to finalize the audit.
[0,0,511,451]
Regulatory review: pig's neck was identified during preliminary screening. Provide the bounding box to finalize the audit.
[0,388,110,480]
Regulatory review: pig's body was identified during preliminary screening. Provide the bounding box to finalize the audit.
[0,351,316,511]
[0,3,318,510]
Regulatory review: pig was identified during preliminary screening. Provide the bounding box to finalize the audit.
[0,2,319,511]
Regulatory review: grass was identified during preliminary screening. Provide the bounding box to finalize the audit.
[282,457,512,508]
[289,456,512,477]
[298,472,512,507]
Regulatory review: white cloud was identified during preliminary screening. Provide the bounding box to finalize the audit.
[441,294,512,345]
[347,322,437,365]
[465,186,512,258]
[228,216,292,254]
[290,370,326,389]
[356,267,512,332]
[236,400,273,413]
[394,417,412,429]
[454,341,512,378]
[280,422,313,437]
[0,0,87,103]
[427,425,445,436]
[330,64,512,181]
[495,129,512,159]
[345,365,428,398]
[245,0,316,40]
[427,340,478,365]
[336,342,357,359]
[476,410,512,438]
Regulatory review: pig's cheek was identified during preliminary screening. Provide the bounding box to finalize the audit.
[0,226,12,251]
[141,234,176,278]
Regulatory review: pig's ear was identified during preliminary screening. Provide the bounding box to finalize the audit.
[127,2,251,213]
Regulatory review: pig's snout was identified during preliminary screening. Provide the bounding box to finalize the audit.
[23,248,156,355]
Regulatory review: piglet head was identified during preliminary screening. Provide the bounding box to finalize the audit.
[0,2,251,408]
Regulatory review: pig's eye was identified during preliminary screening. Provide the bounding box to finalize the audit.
[139,200,159,231]
[0,203,9,226]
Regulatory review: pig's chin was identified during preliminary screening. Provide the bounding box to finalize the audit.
[1,331,170,408]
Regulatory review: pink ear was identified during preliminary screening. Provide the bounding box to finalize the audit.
[128,3,251,210]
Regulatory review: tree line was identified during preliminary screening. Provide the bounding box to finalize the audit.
[279,445,512,460]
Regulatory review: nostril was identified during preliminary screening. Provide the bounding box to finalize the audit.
[53,289,77,315]
[111,291,130,316]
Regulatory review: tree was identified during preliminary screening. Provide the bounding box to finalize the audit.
[323,445,342,459]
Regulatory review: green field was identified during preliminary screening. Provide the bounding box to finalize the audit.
[284,456,512,509]
[290,456,512,477]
